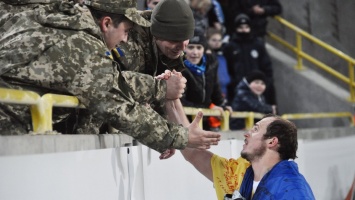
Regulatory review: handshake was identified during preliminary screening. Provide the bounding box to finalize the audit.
[155,69,186,100]
[155,70,221,159]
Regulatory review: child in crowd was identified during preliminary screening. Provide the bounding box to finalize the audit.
[181,29,232,131]
[223,13,276,106]
[206,27,231,100]
[230,70,276,130]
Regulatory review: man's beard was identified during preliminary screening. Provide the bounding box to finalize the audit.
[241,142,267,162]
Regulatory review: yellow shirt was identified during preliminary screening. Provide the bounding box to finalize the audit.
[211,155,250,200]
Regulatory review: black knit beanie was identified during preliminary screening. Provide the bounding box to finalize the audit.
[234,13,250,28]
[189,28,208,49]
[246,70,267,84]
[151,0,195,41]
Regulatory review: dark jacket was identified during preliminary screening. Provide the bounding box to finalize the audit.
[223,33,273,102]
[230,78,272,130]
[226,0,282,37]
[181,53,226,108]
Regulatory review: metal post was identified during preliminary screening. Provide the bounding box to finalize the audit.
[295,32,303,70]
[220,111,230,131]
[348,61,355,102]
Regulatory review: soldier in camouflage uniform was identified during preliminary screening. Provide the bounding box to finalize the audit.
[113,0,197,158]
[0,0,221,153]
[118,0,194,77]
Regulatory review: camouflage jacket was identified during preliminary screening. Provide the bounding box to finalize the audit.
[0,1,188,153]
[119,10,186,77]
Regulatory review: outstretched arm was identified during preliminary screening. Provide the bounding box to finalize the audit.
[158,71,221,159]
[181,147,214,181]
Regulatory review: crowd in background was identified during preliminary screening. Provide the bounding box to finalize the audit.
[143,0,282,131]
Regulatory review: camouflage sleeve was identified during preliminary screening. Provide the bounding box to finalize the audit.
[120,70,167,108]
[68,37,188,153]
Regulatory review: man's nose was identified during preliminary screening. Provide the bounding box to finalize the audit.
[122,35,128,43]
[175,41,185,50]
[176,40,189,50]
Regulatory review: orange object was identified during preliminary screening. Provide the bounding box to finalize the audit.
[208,103,221,128]
[208,116,221,128]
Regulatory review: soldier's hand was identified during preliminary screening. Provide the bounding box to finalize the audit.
[159,148,176,160]
[186,111,221,150]
[165,72,186,100]
[155,70,172,80]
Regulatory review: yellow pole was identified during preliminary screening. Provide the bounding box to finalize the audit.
[245,112,255,130]
[348,61,355,102]
[295,32,303,70]
[220,111,230,131]
[30,95,54,134]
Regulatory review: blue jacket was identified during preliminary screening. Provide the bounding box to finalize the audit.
[240,160,315,200]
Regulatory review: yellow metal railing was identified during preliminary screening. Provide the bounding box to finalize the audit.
[0,88,82,134]
[184,107,265,130]
[281,112,354,126]
[0,88,353,134]
[268,16,355,102]
[184,107,354,130]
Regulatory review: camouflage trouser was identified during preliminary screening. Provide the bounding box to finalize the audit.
[53,108,101,135]
[0,105,102,135]
[0,104,30,135]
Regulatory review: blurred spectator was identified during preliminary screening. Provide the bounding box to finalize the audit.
[223,14,276,106]
[207,0,225,32]
[189,0,212,33]
[206,27,230,99]
[145,0,160,10]
[226,0,282,39]
[181,29,232,131]
[230,71,276,130]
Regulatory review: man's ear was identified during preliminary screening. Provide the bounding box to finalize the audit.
[100,16,112,32]
[268,137,278,148]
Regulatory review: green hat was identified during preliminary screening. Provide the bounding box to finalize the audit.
[83,0,151,27]
[150,0,195,41]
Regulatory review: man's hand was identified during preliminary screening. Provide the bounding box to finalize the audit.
[155,70,172,80]
[156,70,186,100]
[187,111,221,149]
[224,106,233,115]
[252,5,265,15]
[159,148,176,160]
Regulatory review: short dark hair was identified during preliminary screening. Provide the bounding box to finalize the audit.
[88,7,129,28]
[262,114,298,160]
[206,27,222,40]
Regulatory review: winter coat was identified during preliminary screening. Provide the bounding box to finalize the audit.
[230,78,272,130]
[223,33,273,102]
[181,53,226,108]
[226,0,282,37]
